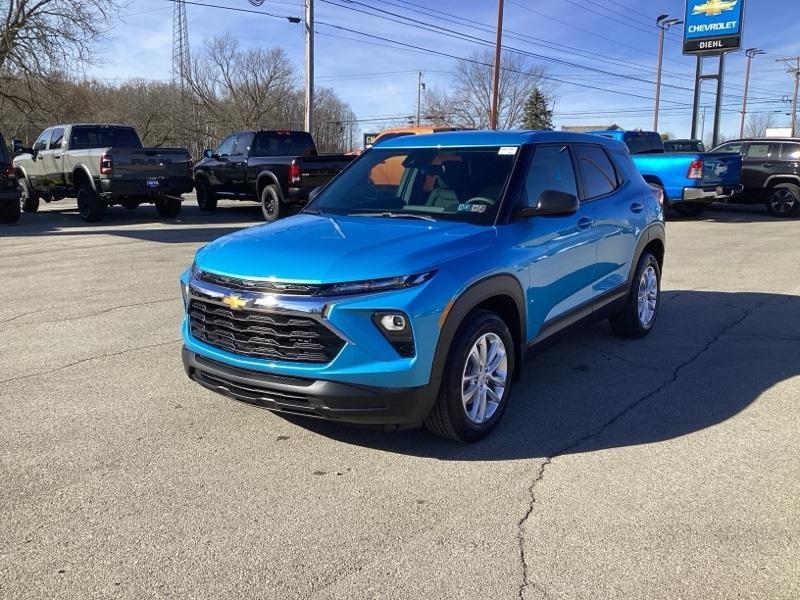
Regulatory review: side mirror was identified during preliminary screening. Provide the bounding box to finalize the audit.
[516,190,580,218]
[308,186,324,202]
[12,139,23,154]
[203,149,213,159]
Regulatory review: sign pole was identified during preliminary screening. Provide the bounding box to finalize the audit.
[691,55,703,139]
[712,53,725,148]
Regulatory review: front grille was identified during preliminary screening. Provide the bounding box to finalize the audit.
[199,271,322,295]
[189,299,345,363]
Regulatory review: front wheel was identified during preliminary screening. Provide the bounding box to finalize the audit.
[76,183,106,222]
[19,179,39,213]
[673,202,705,218]
[155,196,181,218]
[195,177,218,212]
[609,252,661,339]
[425,310,515,443]
[260,185,286,222]
[0,200,21,224]
[765,183,800,218]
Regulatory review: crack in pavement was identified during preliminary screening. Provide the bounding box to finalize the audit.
[515,296,779,600]
[0,338,181,386]
[576,341,670,374]
[0,298,177,327]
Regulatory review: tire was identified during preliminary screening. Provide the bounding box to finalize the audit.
[0,200,21,224]
[155,196,181,218]
[195,177,218,212]
[120,200,140,210]
[76,183,106,223]
[19,178,39,213]
[673,202,705,218]
[609,252,661,339]
[765,183,800,218]
[260,184,286,222]
[424,310,515,443]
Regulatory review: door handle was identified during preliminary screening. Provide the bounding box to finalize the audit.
[53,155,61,159]
[577,216,594,229]
[762,163,773,168]
[630,202,644,213]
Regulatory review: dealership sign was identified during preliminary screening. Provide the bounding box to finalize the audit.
[683,0,744,54]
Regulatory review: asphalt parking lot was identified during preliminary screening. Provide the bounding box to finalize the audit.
[1,198,798,600]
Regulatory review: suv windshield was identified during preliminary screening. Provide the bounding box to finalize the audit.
[307,146,517,224]
[70,126,143,150]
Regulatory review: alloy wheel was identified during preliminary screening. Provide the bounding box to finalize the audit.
[770,188,797,216]
[461,332,508,425]
[637,265,658,327]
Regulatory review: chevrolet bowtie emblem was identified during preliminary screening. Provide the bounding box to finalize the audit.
[692,0,737,17]
[222,294,249,310]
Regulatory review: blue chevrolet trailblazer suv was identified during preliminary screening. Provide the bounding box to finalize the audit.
[180,131,666,442]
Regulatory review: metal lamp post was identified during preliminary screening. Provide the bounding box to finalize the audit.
[654,15,683,132]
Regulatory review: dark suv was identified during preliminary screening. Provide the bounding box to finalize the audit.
[0,133,21,224]
[713,138,800,218]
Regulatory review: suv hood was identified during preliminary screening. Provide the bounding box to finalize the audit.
[195,214,495,283]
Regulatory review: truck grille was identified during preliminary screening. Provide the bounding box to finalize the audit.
[199,271,322,295]
[188,299,345,363]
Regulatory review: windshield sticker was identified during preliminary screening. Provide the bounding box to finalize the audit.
[458,203,487,213]
[498,146,518,155]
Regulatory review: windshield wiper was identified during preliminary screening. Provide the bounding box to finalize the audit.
[348,211,436,222]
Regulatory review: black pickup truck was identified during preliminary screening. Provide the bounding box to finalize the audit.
[0,133,21,224]
[192,130,355,221]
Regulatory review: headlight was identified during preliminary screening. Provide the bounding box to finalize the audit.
[191,262,203,280]
[321,271,435,297]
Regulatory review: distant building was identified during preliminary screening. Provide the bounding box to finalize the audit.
[561,124,622,133]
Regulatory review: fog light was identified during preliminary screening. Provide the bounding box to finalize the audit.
[372,311,415,358]
[380,314,407,332]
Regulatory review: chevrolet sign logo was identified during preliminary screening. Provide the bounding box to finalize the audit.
[222,294,250,310]
[692,0,737,17]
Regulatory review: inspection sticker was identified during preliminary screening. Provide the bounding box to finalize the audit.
[498,146,518,155]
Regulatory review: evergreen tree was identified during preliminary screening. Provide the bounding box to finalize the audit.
[521,88,554,130]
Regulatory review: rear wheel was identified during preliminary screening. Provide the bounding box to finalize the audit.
[19,179,39,213]
[424,310,515,443]
[76,183,106,222]
[155,196,181,218]
[260,184,286,222]
[120,199,140,210]
[195,177,218,212]
[610,252,661,339]
[673,202,705,218]
[765,183,800,218]
[0,199,21,224]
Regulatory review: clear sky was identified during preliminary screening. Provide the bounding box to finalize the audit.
[97,0,798,141]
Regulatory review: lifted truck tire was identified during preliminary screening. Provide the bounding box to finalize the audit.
[195,177,217,212]
[19,179,39,213]
[610,252,661,339]
[0,199,21,224]
[765,183,800,218]
[155,196,182,218]
[424,310,515,443]
[260,184,286,222]
[673,202,705,218]
[76,183,106,222]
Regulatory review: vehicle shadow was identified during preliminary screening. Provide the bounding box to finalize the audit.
[282,290,800,461]
[667,203,793,223]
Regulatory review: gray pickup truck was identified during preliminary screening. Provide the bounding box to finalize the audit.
[13,124,194,222]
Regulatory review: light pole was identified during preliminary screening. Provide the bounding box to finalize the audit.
[304,0,314,134]
[489,0,505,130]
[740,48,765,138]
[654,15,683,132]
[416,72,425,126]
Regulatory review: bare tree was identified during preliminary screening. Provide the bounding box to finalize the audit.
[423,49,548,129]
[745,112,778,138]
[0,0,125,109]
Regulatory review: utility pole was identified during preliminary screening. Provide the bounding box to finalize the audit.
[654,15,682,132]
[776,57,800,136]
[740,48,765,138]
[489,0,504,130]
[304,0,314,134]
[416,72,425,126]
[700,106,707,142]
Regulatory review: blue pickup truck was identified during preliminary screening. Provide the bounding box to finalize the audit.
[591,130,742,217]
[180,130,665,442]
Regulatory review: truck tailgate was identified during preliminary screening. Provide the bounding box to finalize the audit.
[699,153,742,187]
[112,148,191,180]
[299,154,356,189]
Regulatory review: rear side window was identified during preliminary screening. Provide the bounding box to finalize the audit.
[69,126,142,150]
[780,143,800,160]
[715,142,743,154]
[576,145,619,199]
[33,129,52,152]
[624,132,663,155]
[50,128,65,148]
[524,145,578,206]
[251,132,316,157]
[744,143,775,159]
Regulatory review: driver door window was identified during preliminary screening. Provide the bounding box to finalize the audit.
[216,135,236,158]
[33,129,52,152]
[524,144,578,206]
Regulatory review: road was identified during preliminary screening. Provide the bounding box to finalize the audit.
[1,198,798,599]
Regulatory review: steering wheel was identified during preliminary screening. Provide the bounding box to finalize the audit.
[465,197,493,206]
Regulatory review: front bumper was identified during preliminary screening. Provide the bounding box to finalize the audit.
[679,184,743,204]
[182,347,438,427]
